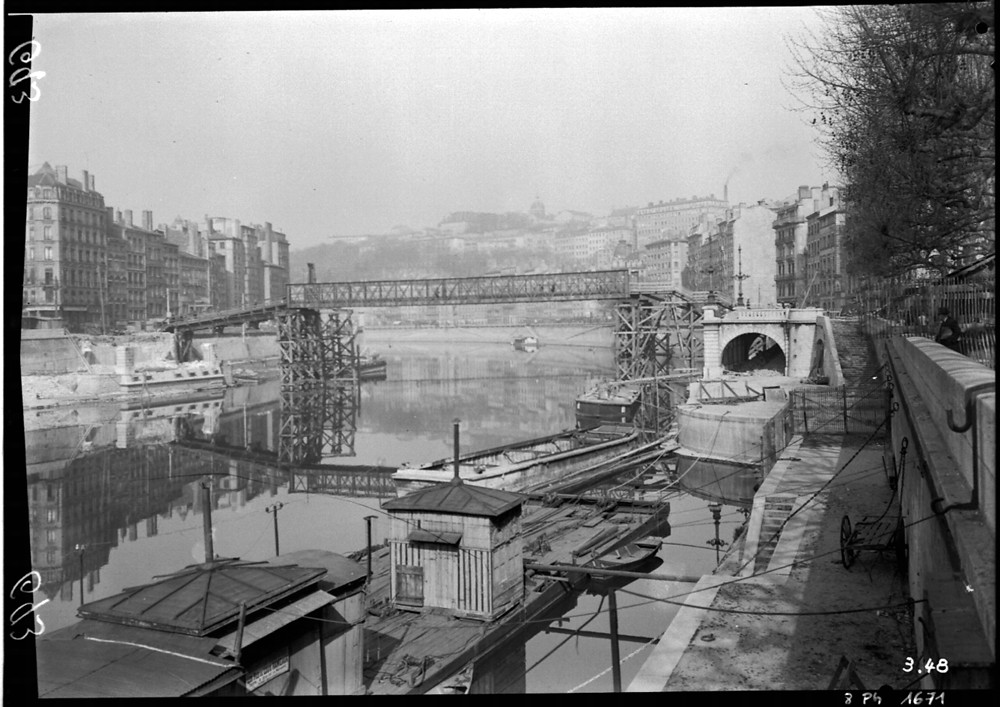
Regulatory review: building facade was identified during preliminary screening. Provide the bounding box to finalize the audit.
[634,194,728,248]
[23,164,294,331]
[803,184,847,313]
[24,163,110,332]
[773,186,822,307]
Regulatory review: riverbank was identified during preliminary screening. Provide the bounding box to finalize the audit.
[628,432,916,691]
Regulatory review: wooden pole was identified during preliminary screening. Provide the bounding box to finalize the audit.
[452,418,461,482]
[608,590,622,692]
[364,515,377,584]
[233,602,247,663]
[201,481,214,564]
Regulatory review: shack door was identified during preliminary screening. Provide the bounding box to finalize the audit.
[395,565,424,607]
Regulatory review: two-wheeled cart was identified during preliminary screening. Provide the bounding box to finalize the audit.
[839,514,905,570]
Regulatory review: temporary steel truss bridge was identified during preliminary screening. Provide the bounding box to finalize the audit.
[287,269,631,308]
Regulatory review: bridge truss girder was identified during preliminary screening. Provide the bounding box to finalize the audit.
[289,467,395,498]
[288,269,630,309]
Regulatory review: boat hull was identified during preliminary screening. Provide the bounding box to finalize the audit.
[392,427,640,496]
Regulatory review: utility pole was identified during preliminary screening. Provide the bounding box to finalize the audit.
[608,590,622,692]
[266,502,284,556]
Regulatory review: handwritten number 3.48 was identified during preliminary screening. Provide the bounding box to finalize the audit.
[8,40,45,103]
[9,571,49,639]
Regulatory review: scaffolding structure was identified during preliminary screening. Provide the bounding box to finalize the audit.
[613,294,706,440]
[276,308,359,464]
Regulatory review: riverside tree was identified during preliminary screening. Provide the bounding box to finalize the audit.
[786,3,995,278]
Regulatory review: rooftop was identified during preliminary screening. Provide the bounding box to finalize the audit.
[382,477,525,517]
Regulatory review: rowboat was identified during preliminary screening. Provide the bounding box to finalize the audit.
[392,425,641,495]
[512,335,539,352]
[587,536,663,572]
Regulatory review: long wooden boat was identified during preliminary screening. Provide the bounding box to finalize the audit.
[358,354,387,381]
[575,381,642,427]
[392,425,641,496]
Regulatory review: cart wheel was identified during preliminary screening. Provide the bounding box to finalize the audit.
[840,515,855,569]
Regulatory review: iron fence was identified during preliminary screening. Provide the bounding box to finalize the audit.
[790,385,889,436]
[853,270,995,370]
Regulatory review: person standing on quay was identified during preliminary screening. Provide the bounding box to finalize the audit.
[934,306,963,352]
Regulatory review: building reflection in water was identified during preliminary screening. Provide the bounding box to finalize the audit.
[25,344,615,613]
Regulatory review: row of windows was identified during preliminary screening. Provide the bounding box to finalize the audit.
[27,204,105,226]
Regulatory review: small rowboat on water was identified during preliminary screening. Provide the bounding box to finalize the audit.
[587,536,663,572]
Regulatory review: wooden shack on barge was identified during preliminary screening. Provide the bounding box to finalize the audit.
[381,477,526,620]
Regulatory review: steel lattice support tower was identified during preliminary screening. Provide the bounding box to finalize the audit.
[277,308,358,464]
[614,294,705,440]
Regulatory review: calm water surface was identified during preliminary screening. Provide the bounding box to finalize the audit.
[25,334,752,693]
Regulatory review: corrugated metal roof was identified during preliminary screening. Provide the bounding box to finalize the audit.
[37,634,240,698]
[214,589,334,654]
[78,558,325,636]
[382,478,524,517]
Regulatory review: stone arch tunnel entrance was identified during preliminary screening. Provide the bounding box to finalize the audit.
[721,332,786,374]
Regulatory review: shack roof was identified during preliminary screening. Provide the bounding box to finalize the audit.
[263,549,366,592]
[382,478,525,517]
[77,558,325,636]
[38,620,240,698]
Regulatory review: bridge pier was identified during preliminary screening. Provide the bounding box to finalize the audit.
[613,295,705,440]
[276,307,359,464]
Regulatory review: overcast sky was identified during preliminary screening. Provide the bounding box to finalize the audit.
[26,8,833,248]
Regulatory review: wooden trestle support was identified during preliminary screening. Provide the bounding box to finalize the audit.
[613,294,705,442]
[276,308,360,465]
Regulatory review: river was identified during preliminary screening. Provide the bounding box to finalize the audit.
[25,331,754,693]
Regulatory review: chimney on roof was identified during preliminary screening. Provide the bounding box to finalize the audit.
[106,207,115,224]
[142,210,153,231]
[56,165,68,184]
[798,185,811,200]
[82,170,90,192]
[89,174,96,192]
[124,210,133,227]
[115,209,122,223]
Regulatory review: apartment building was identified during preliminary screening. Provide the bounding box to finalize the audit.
[23,163,110,332]
[634,194,728,248]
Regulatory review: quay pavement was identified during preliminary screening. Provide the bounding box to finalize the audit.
[628,431,917,691]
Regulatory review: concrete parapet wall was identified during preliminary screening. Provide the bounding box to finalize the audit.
[884,335,995,684]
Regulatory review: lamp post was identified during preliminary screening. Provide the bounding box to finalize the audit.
[706,502,727,565]
[733,246,750,307]
[75,544,86,606]
[266,502,284,556]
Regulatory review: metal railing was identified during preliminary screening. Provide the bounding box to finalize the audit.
[854,271,995,370]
